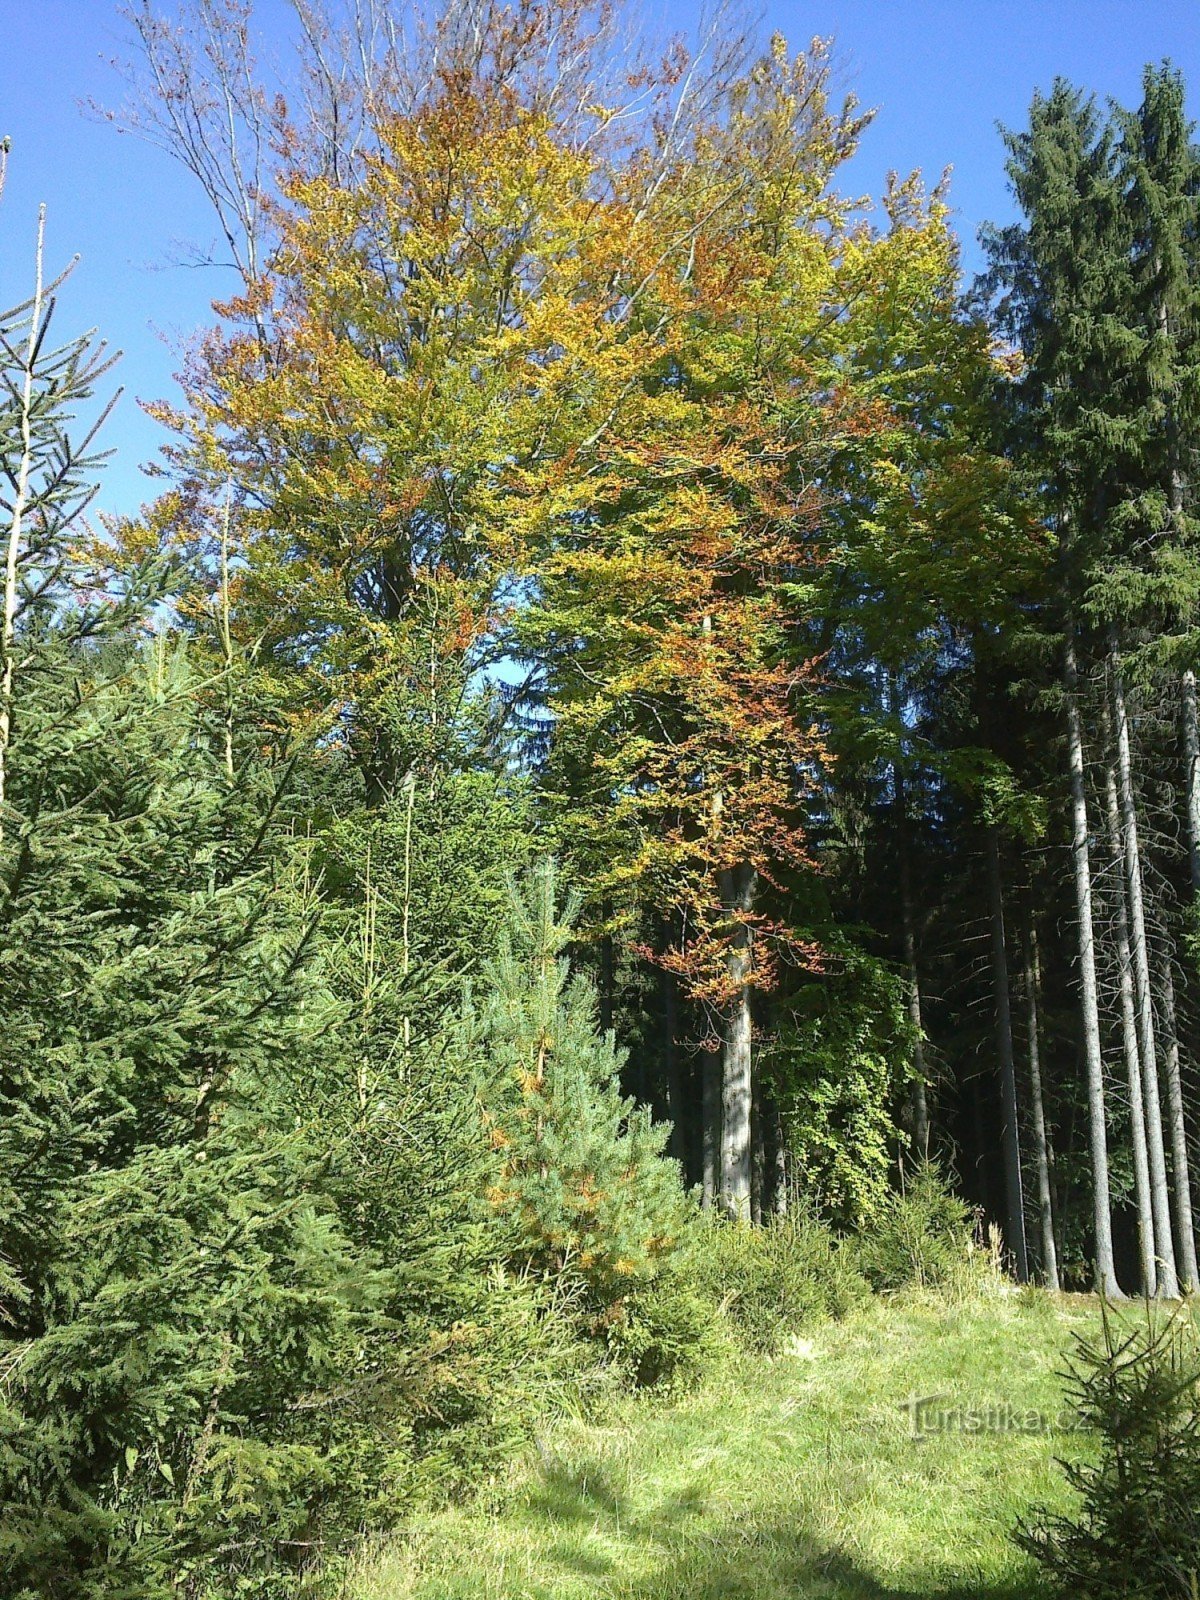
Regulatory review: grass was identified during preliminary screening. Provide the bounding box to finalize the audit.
[348,1285,1103,1600]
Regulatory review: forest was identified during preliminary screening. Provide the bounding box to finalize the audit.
[2,2,1200,1597]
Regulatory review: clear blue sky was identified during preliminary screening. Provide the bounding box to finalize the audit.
[1,0,1197,519]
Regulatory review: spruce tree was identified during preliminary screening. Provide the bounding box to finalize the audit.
[985,67,1200,1296]
[1114,64,1200,1292]
[0,205,381,1596]
[983,81,1129,1295]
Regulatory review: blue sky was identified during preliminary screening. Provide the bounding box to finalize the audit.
[1,0,1197,519]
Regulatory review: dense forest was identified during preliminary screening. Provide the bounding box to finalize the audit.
[3,1,1200,1595]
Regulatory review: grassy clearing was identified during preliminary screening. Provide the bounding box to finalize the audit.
[348,1287,1101,1600]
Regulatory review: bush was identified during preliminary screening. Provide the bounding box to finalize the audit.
[1017,1302,1200,1599]
[694,1208,870,1355]
[599,1262,728,1390]
[853,1163,980,1294]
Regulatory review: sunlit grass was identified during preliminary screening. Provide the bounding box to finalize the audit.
[349,1287,1103,1600]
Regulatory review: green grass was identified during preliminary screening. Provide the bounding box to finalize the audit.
[348,1286,1102,1600]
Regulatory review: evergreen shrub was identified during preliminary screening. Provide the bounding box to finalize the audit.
[1018,1302,1200,1599]
[852,1163,981,1294]
[695,1208,870,1354]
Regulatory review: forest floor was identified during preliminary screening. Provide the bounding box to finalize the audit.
[349,1287,1103,1599]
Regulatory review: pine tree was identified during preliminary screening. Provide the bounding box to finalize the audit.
[468,861,687,1305]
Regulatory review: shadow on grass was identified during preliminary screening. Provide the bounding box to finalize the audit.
[520,1456,1046,1600]
[527,1454,709,1528]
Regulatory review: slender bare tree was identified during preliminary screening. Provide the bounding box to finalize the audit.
[1103,756,1157,1294]
[1110,641,1179,1298]
[1064,628,1122,1296]
[1022,914,1059,1290]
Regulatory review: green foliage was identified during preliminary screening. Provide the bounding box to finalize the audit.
[854,1164,981,1294]
[21,22,1200,1600]
[1018,1302,1200,1599]
[694,1209,871,1355]
[315,761,534,1011]
[0,640,382,1598]
[768,943,907,1228]
[600,1270,726,1391]
[463,861,690,1306]
[0,650,637,1597]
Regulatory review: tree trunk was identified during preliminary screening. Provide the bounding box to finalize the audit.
[986,827,1029,1281]
[773,1102,789,1215]
[1064,630,1122,1296]
[1157,945,1199,1292]
[660,952,685,1169]
[0,210,45,846]
[1023,913,1060,1291]
[1183,669,1200,896]
[701,1051,720,1209]
[1110,641,1179,1297]
[896,771,930,1161]
[719,862,755,1218]
[751,1092,765,1225]
[1104,758,1157,1296]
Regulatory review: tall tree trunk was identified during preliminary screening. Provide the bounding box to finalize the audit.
[1110,641,1180,1297]
[719,862,755,1218]
[751,1092,765,1225]
[1104,758,1157,1296]
[1023,913,1060,1291]
[1064,629,1122,1296]
[1157,944,1199,1292]
[1159,288,1199,1290]
[701,1051,720,1209]
[1183,668,1200,896]
[896,770,930,1161]
[660,949,685,1169]
[773,1102,789,1216]
[986,827,1029,1281]
[1159,279,1200,897]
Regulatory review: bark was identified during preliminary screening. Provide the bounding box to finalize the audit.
[1159,286,1199,1290]
[701,1053,720,1209]
[1157,946,1199,1292]
[218,486,236,783]
[400,769,415,1071]
[660,953,685,1168]
[1183,668,1200,896]
[1064,630,1122,1296]
[718,862,756,1218]
[598,923,614,1037]
[896,771,930,1161]
[1104,759,1157,1295]
[750,1093,765,1225]
[1022,916,1059,1291]
[1110,642,1179,1297]
[986,827,1029,1282]
[773,1103,789,1216]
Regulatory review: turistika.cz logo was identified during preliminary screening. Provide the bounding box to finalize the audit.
[900,1393,1083,1438]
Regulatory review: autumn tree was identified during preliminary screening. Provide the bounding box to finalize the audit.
[516,39,875,1217]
